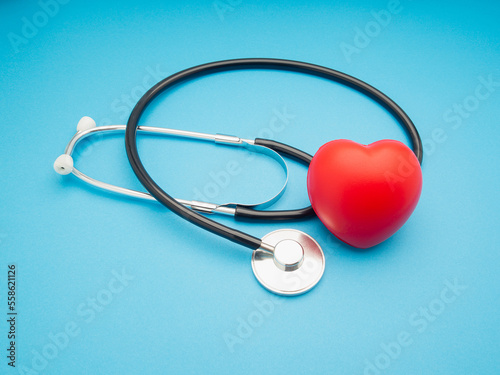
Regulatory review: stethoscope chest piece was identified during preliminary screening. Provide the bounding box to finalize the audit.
[252,229,325,296]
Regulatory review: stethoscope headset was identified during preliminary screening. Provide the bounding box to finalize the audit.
[54,58,423,296]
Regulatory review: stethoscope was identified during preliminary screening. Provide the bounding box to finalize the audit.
[54,58,423,296]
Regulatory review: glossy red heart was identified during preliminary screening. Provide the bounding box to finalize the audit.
[307,139,422,248]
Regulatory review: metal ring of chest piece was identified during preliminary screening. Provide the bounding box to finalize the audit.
[124,58,423,296]
[252,229,325,295]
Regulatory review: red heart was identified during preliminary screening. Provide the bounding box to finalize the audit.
[307,139,422,248]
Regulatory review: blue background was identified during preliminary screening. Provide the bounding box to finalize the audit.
[1,0,499,374]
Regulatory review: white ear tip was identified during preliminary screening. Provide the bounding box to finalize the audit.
[77,116,96,132]
[54,154,74,175]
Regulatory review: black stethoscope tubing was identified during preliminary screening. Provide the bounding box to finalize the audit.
[125,58,423,251]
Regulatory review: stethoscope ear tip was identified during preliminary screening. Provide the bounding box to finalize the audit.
[54,154,74,175]
[252,229,325,296]
[76,116,96,132]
